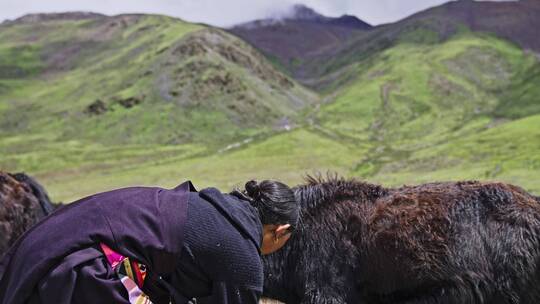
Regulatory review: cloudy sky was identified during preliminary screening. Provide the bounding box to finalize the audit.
[0,0,505,27]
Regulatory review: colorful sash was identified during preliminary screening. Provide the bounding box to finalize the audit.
[100,243,153,304]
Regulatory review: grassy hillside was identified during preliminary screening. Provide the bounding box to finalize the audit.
[0,14,316,149]
[315,33,540,192]
[0,14,538,203]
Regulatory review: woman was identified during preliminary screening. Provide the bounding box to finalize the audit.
[0,179,299,304]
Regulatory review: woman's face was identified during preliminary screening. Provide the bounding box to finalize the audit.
[261,224,292,255]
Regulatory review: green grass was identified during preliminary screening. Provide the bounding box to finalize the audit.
[9,128,360,202]
[0,45,44,78]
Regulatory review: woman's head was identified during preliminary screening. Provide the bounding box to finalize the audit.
[238,180,299,255]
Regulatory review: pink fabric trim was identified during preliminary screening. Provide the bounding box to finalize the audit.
[99,243,153,304]
[100,243,125,268]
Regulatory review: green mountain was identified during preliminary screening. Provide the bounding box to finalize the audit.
[0,13,316,147]
[1,7,539,203]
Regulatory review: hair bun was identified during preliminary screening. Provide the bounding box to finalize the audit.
[245,180,261,199]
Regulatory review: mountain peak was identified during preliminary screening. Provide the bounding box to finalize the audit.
[289,4,326,21]
[330,14,372,29]
[286,4,371,29]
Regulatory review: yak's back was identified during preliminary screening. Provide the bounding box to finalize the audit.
[360,181,540,295]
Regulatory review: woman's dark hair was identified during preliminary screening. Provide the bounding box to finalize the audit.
[233,180,299,230]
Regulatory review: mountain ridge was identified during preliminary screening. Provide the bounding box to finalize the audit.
[3,12,106,24]
[230,1,540,91]
[234,4,372,29]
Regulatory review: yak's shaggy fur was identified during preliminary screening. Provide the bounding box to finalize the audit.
[0,172,56,258]
[262,176,540,304]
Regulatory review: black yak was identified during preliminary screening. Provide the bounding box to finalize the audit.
[262,176,540,304]
[0,172,56,257]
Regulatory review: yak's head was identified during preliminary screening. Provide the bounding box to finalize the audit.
[261,174,389,303]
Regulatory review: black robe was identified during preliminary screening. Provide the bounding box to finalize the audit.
[174,188,264,303]
[0,182,263,304]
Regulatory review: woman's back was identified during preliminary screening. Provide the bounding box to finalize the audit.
[0,183,193,304]
[167,189,264,302]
